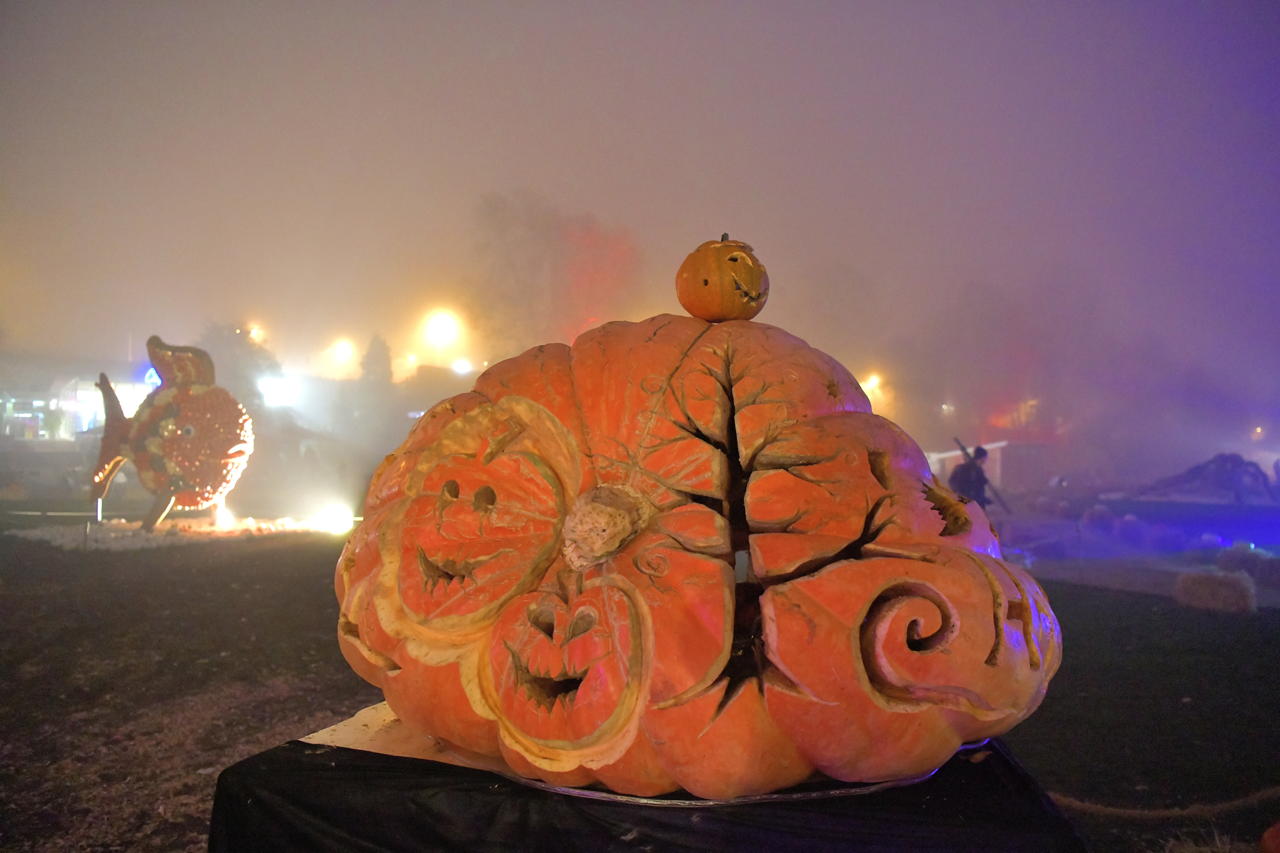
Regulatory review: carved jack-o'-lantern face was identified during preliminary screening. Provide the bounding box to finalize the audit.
[480,574,649,770]
[675,236,770,322]
[334,396,579,681]
[395,449,562,629]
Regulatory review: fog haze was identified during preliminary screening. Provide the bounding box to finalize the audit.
[3,0,1278,475]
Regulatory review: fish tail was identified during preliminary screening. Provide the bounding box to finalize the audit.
[90,373,130,500]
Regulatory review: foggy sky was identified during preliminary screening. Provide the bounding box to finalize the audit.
[3,1,1278,465]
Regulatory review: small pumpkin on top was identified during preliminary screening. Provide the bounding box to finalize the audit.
[675,233,770,322]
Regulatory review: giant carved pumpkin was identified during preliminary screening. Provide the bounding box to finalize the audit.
[336,237,1060,799]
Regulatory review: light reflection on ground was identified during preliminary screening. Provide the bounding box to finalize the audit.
[12,514,356,550]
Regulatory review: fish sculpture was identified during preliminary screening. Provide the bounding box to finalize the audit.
[91,336,255,531]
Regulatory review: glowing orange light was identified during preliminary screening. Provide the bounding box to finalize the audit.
[421,310,463,350]
[859,371,895,417]
[329,338,357,364]
[306,503,355,535]
[213,498,236,529]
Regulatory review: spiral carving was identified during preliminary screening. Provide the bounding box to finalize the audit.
[859,581,994,715]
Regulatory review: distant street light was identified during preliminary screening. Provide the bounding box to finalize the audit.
[859,371,893,416]
[421,309,464,350]
[258,375,301,408]
[329,338,356,364]
[451,358,474,375]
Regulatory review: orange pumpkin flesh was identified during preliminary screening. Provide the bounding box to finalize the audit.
[336,238,1061,799]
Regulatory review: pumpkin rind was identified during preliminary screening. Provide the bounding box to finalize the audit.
[336,240,1060,798]
[609,518,734,707]
[642,674,813,799]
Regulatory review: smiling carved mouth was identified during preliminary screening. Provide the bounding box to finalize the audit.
[508,644,586,711]
[416,546,490,591]
[731,276,761,304]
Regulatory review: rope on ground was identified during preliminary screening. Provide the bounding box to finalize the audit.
[1048,785,1280,820]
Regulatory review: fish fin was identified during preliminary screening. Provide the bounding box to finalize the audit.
[141,491,176,532]
[90,373,130,500]
[147,336,215,386]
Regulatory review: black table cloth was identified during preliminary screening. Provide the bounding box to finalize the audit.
[209,738,1084,852]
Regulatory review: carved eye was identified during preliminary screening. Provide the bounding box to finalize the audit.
[473,485,496,511]
[180,425,195,437]
[566,607,597,641]
[529,605,556,639]
[727,254,741,263]
[440,480,460,500]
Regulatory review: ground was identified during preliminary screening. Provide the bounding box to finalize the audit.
[1002,565,1280,851]
[0,529,1276,851]
[0,533,382,851]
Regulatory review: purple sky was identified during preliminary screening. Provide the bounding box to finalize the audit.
[2,1,1278,466]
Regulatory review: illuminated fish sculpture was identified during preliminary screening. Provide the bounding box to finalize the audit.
[91,336,254,531]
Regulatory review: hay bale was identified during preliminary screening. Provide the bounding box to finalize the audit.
[1173,570,1257,614]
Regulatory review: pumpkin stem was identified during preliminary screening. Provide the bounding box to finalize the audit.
[721,232,729,241]
[561,485,653,572]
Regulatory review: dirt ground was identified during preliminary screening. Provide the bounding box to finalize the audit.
[0,529,1277,852]
[0,533,382,851]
